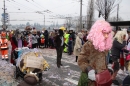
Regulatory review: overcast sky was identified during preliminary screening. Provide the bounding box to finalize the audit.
[0,0,130,26]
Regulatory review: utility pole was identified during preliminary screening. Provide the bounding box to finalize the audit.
[79,0,82,31]
[117,4,119,21]
[105,0,107,20]
[44,15,45,29]
[3,0,6,30]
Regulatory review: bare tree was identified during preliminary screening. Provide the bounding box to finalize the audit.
[87,0,95,30]
[64,17,73,30]
[95,0,121,20]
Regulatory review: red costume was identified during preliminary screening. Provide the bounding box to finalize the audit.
[0,31,9,60]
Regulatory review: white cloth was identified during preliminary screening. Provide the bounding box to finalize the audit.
[127,42,130,50]
[60,36,64,46]
[88,69,96,81]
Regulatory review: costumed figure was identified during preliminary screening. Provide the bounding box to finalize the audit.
[54,29,64,68]
[68,35,73,55]
[27,32,32,49]
[44,30,49,48]
[40,34,45,48]
[16,49,50,85]
[64,31,70,53]
[0,31,9,60]
[119,29,129,71]
[16,29,23,48]
[10,31,18,64]
[23,26,32,47]
[77,20,113,86]
[32,30,39,48]
[111,30,129,85]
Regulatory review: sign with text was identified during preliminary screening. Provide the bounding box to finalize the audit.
[26,56,43,70]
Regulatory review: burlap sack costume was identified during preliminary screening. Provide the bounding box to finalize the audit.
[18,49,49,73]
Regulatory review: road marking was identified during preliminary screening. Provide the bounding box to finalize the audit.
[65,78,78,85]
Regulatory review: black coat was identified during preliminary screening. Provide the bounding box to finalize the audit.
[54,35,64,48]
[44,30,49,40]
[111,38,126,58]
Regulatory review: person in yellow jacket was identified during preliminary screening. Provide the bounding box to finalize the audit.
[64,31,70,53]
[0,31,9,60]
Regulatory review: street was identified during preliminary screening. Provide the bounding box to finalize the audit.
[0,45,128,86]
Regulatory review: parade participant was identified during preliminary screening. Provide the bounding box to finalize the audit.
[111,30,129,85]
[32,30,39,48]
[54,29,64,68]
[40,34,45,48]
[68,35,73,55]
[44,30,49,48]
[64,31,70,53]
[23,26,32,47]
[27,32,32,49]
[0,31,9,60]
[15,29,23,48]
[77,20,113,86]
[73,32,83,62]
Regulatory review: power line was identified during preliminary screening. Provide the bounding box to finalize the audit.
[25,0,44,11]
[31,0,48,11]
[8,12,36,13]
[7,0,36,12]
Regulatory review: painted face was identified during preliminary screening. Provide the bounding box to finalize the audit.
[102,30,111,39]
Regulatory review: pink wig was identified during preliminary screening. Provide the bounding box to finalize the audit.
[87,20,113,52]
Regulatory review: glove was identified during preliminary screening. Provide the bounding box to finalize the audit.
[77,48,81,52]
[88,69,96,81]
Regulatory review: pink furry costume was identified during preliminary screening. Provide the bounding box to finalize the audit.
[78,20,113,86]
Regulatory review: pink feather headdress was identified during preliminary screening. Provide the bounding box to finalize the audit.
[87,20,113,52]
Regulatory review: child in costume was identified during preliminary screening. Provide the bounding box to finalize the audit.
[77,20,113,86]
[40,34,45,48]
[0,31,9,60]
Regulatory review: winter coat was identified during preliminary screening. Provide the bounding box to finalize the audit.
[111,38,126,58]
[31,34,39,44]
[78,41,108,86]
[54,35,64,48]
[78,41,108,73]
[44,30,49,40]
[73,36,83,56]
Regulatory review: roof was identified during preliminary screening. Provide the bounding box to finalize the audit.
[109,21,130,26]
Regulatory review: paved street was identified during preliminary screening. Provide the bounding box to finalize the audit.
[41,49,80,86]
[40,49,128,86]
[0,44,128,86]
